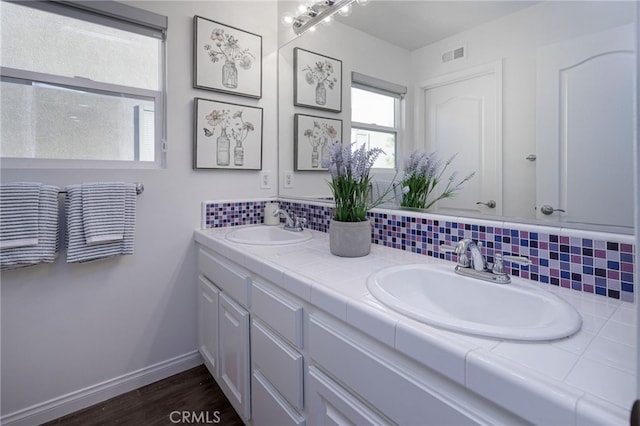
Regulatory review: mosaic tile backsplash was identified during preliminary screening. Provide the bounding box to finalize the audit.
[203,199,635,302]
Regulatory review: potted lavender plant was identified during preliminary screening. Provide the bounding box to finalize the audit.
[321,142,389,257]
[399,151,475,210]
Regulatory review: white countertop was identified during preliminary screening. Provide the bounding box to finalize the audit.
[195,225,637,425]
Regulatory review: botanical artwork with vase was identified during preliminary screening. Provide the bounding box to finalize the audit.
[294,48,342,112]
[193,16,262,99]
[294,114,342,171]
[193,98,263,170]
[322,142,394,257]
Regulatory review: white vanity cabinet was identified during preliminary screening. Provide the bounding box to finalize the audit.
[195,235,526,426]
[197,247,251,422]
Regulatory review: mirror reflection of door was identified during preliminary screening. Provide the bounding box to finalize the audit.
[422,61,502,216]
[536,24,635,228]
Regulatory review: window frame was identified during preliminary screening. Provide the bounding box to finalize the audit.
[0,0,167,169]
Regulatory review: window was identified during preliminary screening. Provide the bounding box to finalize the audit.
[0,1,167,165]
[350,72,406,170]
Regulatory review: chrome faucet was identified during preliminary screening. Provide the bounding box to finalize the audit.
[455,238,486,271]
[272,208,307,232]
[441,239,532,284]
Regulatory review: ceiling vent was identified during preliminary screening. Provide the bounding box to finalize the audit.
[442,45,466,63]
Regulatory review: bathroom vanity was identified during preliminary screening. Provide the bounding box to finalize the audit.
[194,225,635,425]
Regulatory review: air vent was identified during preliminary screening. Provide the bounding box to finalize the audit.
[442,45,466,63]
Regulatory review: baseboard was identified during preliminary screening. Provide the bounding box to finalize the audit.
[1,350,203,426]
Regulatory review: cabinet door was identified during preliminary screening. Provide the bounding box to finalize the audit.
[219,292,251,421]
[198,275,219,379]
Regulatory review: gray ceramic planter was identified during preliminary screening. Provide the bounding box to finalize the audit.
[329,219,372,257]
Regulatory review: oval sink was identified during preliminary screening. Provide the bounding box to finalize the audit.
[367,264,581,341]
[225,225,312,245]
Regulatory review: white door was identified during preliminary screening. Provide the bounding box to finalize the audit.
[536,25,635,228]
[218,292,251,421]
[422,61,502,216]
[198,276,219,379]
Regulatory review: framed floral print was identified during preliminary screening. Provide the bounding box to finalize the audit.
[294,48,342,112]
[193,16,262,99]
[194,97,263,170]
[294,113,342,171]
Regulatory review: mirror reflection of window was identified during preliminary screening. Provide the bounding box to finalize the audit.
[350,74,407,170]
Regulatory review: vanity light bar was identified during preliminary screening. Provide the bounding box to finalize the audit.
[292,0,357,35]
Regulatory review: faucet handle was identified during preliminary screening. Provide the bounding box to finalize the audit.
[492,253,531,274]
[439,244,457,253]
[502,255,532,266]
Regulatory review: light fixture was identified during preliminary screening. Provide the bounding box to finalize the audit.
[289,0,357,36]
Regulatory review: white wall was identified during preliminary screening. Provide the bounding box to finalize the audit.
[410,1,635,219]
[278,21,411,198]
[0,1,277,422]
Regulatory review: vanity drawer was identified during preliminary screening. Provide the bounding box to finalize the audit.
[252,280,303,348]
[308,365,391,426]
[309,314,481,425]
[198,248,250,308]
[252,370,305,426]
[252,319,304,411]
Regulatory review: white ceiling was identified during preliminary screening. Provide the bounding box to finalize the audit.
[287,0,539,51]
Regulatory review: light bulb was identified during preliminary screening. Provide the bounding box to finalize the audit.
[338,4,352,16]
[297,4,308,13]
[308,25,317,32]
[282,15,294,25]
[322,15,332,25]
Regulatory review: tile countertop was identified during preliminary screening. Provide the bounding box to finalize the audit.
[194,225,637,425]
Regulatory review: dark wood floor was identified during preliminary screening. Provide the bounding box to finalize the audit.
[43,364,244,425]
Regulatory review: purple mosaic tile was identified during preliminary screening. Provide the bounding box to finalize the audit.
[204,199,635,302]
[204,200,268,228]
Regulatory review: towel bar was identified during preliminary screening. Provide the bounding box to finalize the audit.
[58,183,144,195]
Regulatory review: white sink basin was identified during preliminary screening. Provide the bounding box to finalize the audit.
[367,264,581,341]
[225,225,312,245]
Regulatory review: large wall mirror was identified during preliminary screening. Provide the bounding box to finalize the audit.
[277,1,637,233]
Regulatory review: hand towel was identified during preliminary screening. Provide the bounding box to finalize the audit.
[0,182,41,249]
[66,182,136,263]
[81,182,126,245]
[1,185,60,271]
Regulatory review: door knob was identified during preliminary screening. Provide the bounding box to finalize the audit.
[539,204,566,215]
[476,200,496,208]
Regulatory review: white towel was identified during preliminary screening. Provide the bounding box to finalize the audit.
[1,185,60,271]
[66,183,136,263]
[82,182,126,245]
[0,182,41,249]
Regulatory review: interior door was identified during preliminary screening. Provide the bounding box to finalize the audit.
[536,24,635,228]
[423,63,502,216]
